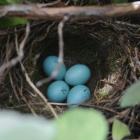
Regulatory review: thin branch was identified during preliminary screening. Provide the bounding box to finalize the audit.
[20,62,58,118]
[36,15,69,87]
[0,23,30,77]
[37,0,62,8]
[14,31,57,118]
[9,72,20,102]
[0,2,140,20]
[115,20,140,28]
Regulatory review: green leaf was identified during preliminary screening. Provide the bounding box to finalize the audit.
[0,111,56,140]
[112,0,127,3]
[0,17,27,28]
[112,119,131,140]
[120,80,140,107]
[0,0,22,4]
[0,0,8,4]
[55,108,108,140]
[7,0,22,3]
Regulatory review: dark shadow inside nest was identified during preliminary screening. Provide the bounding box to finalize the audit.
[36,26,124,100]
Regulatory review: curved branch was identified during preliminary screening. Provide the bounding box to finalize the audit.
[0,2,140,20]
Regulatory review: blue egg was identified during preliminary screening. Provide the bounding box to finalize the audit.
[65,64,91,86]
[47,81,70,102]
[67,85,91,106]
[43,56,66,80]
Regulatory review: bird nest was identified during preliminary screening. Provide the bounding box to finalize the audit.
[0,18,140,138]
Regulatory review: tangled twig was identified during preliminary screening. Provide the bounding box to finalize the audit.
[20,63,58,118]
[14,31,57,117]
[36,15,69,87]
[0,23,30,81]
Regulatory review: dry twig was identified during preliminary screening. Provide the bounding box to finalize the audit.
[0,23,30,81]
[36,15,69,87]
[0,2,140,20]
[20,63,58,118]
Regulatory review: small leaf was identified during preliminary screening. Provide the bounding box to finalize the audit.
[112,0,127,3]
[0,17,27,28]
[120,80,140,107]
[0,0,22,4]
[0,0,8,4]
[7,0,22,3]
[55,108,108,140]
[112,119,131,140]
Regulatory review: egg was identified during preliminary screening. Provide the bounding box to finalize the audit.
[43,56,66,80]
[65,64,91,86]
[67,85,91,106]
[46,81,70,102]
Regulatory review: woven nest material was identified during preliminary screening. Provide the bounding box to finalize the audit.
[0,19,140,138]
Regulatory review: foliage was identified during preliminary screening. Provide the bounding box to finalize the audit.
[0,0,22,4]
[112,0,127,3]
[120,80,140,107]
[55,108,108,140]
[0,111,56,140]
[112,119,131,140]
[0,17,27,28]
[0,108,108,140]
